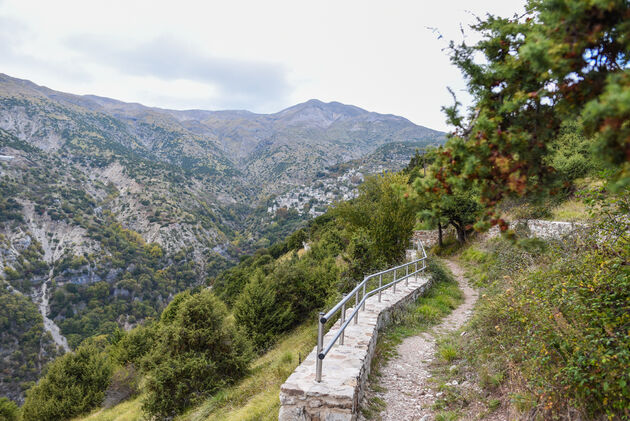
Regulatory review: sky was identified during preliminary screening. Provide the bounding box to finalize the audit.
[0,0,526,131]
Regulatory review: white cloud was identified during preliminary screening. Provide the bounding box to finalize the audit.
[0,0,526,130]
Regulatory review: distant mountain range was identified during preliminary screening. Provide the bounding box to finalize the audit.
[0,74,443,192]
[0,73,444,402]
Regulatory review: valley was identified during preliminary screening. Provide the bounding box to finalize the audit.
[0,73,444,402]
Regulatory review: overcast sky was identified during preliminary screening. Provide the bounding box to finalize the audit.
[0,0,526,131]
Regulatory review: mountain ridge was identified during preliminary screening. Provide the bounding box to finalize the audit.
[0,73,444,402]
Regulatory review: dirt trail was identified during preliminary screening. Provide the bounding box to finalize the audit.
[366,260,478,421]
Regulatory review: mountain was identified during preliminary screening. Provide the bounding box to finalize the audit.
[0,73,444,402]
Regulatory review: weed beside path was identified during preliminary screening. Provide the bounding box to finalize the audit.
[361,258,477,421]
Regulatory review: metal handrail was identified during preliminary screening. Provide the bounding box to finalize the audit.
[315,239,427,382]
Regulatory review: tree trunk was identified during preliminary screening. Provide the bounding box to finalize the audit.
[450,221,465,245]
[437,221,443,247]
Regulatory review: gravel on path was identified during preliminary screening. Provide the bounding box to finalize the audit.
[363,260,478,421]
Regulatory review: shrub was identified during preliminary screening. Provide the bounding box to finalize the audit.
[142,290,252,418]
[21,342,113,421]
[233,270,294,351]
[234,257,337,351]
[0,398,18,421]
[109,322,157,366]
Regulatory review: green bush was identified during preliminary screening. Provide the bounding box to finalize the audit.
[109,322,157,366]
[234,270,294,351]
[234,257,337,351]
[0,397,18,421]
[21,342,113,421]
[142,290,252,418]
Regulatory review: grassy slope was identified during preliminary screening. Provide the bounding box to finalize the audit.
[430,221,629,420]
[77,260,462,421]
[75,321,318,421]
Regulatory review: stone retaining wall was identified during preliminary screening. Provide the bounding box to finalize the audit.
[412,227,455,249]
[482,219,587,240]
[416,219,587,246]
[279,274,432,421]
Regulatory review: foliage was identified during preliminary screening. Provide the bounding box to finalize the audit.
[141,290,253,418]
[233,270,294,351]
[21,341,113,421]
[0,398,18,421]
[547,120,602,184]
[401,146,437,181]
[212,251,278,307]
[413,166,483,244]
[431,0,629,228]
[438,190,482,244]
[108,323,157,367]
[460,189,629,419]
[335,172,416,264]
[0,285,59,403]
[234,257,338,351]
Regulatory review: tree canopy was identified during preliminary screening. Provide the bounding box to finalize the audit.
[428,0,629,229]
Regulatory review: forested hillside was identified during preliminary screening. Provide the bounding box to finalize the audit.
[0,75,444,403]
[13,169,417,420]
[1,0,627,418]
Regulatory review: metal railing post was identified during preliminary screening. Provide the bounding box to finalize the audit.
[340,294,347,345]
[312,239,427,382]
[316,312,324,382]
[354,283,359,324]
[362,281,366,311]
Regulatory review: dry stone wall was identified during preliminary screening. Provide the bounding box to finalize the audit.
[482,219,588,241]
[412,227,455,249]
[416,219,587,246]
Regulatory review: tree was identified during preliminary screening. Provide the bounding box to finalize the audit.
[440,191,482,244]
[335,173,416,265]
[413,173,482,245]
[233,270,294,351]
[430,0,629,229]
[21,341,113,421]
[547,120,600,184]
[0,398,18,421]
[141,290,252,418]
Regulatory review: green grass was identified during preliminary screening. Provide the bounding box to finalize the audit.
[180,321,317,421]
[76,321,318,421]
[438,343,458,362]
[434,410,459,421]
[431,236,462,257]
[549,198,589,221]
[72,398,143,421]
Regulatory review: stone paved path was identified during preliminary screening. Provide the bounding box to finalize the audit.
[364,260,478,421]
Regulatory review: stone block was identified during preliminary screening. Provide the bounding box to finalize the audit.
[279,274,432,420]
